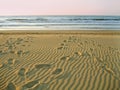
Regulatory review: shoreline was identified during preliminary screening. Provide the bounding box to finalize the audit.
[0,30,120,35]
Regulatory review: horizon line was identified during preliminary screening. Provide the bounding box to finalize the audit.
[0,14,120,16]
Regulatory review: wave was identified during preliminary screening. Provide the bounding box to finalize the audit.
[6,18,48,23]
[0,16,120,30]
[3,16,120,23]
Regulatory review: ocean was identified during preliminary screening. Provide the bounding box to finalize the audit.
[0,15,120,30]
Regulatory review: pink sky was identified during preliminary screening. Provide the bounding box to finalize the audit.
[0,0,120,15]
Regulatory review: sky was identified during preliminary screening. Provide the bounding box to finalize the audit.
[0,0,120,15]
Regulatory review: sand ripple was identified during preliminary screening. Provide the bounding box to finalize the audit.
[0,33,120,90]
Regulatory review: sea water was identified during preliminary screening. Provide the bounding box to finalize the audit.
[0,15,120,30]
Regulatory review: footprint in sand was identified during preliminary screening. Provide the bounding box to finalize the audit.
[21,79,39,90]
[32,83,49,90]
[0,63,3,68]
[54,71,71,80]
[26,68,36,78]
[82,51,91,57]
[35,64,51,69]
[0,52,2,57]
[18,68,26,76]
[57,47,63,50]
[24,40,29,43]
[6,82,16,90]
[16,42,20,45]
[74,51,82,56]
[0,50,6,56]
[17,50,23,56]
[90,48,94,52]
[23,51,30,55]
[95,57,104,63]
[60,56,69,61]
[17,38,23,42]
[63,40,67,43]
[80,42,83,45]
[22,44,26,47]
[7,58,15,65]
[26,64,51,78]
[0,62,8,68]
[9,50,17,54]
[0,50,3,54]
[61,55,74,62]
[52,68,62,75]
[68,56,76,61]
[60,43,64,46]
[8,45,14,50]
[84,40,88,44]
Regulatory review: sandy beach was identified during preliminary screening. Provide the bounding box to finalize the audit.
[0,30,120,90]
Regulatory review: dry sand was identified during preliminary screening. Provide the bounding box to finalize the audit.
[0,30,120,90]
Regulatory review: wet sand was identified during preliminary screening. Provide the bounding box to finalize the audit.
[0,30,120,90]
